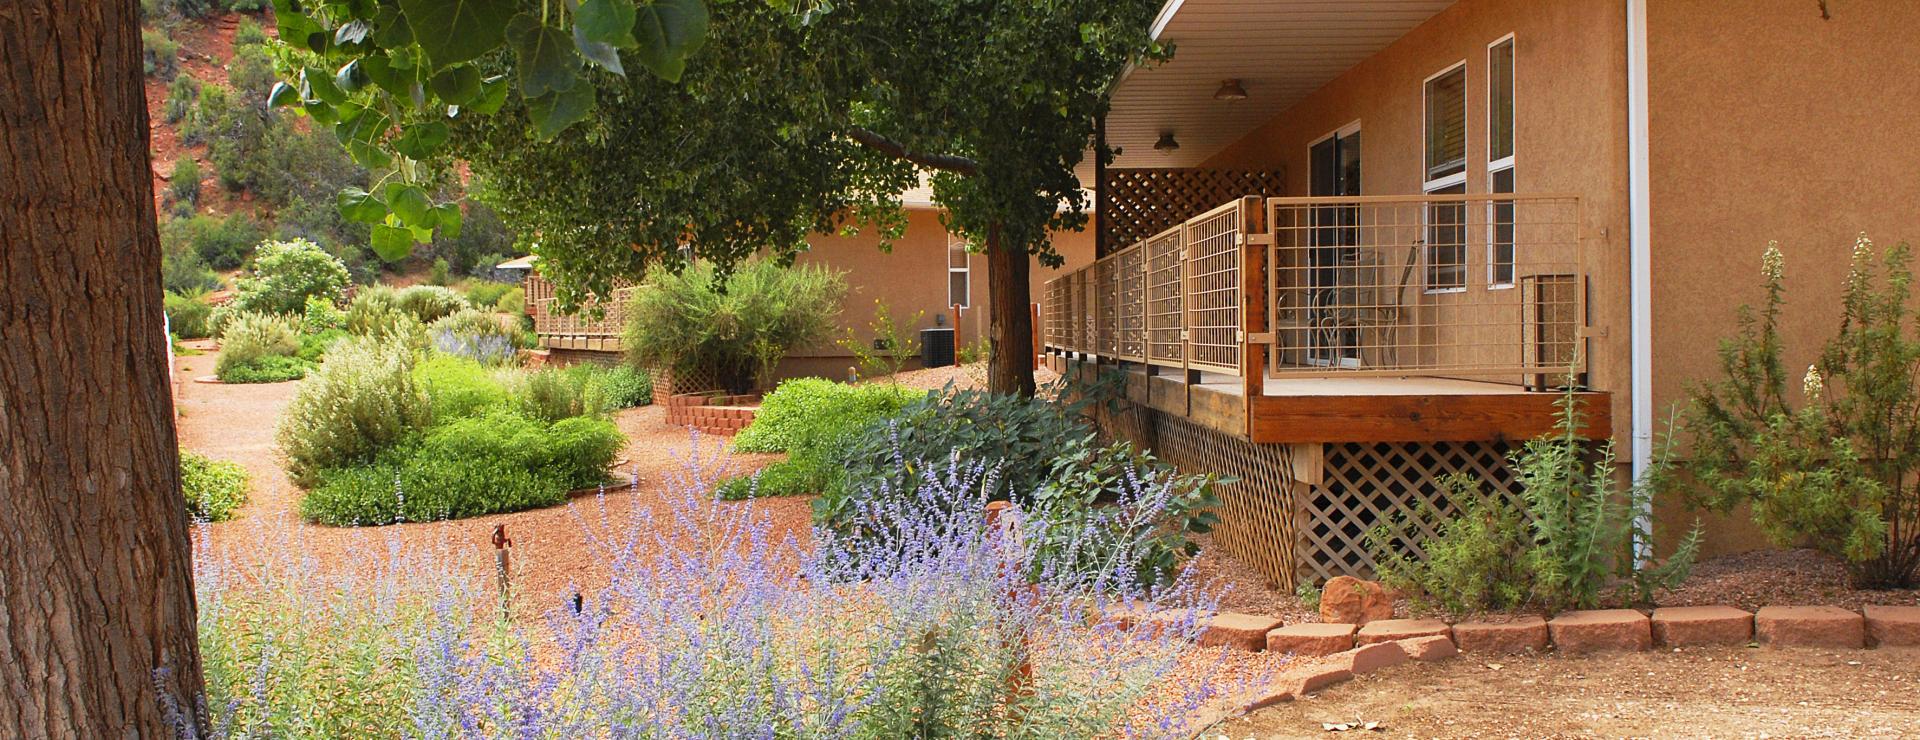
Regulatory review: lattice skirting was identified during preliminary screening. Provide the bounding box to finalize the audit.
[1088,408,1525,590]
[1303,441,1521,585]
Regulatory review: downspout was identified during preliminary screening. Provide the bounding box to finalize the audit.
[1626,0,1654,557]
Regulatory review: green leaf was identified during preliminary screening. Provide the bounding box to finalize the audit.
[633,0,709,82]
[398,0,517,70]
[370,225,415,261]
[576,0,637,48]
[334,19,372,46]
[527,83,596,140]
[302,67,346,106]
[385,184,433,226]
[573,26,625,77]
[334,105,390,145]
[334,60,368,94]
[506,13,580,98]
[267,82,299,108]
[429,67,484,105]
[360,55,412,99]
[373,6,413,47]
[469,75,510,114]
[409,223,436,243]
[393,121,450,159]
[337,188,389,224]
[272,0,325,49]
[432,203,463,240]
[301,100,338,126]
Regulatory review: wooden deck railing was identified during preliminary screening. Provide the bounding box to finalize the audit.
[1044,193,1591,386]
[525,274,635,352]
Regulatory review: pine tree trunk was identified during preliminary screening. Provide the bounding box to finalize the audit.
[0,0,207,735]
[985,223,1037,398]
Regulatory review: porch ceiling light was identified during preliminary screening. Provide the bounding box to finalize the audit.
[1154,131,1179,153]
[1214,78,1249,101]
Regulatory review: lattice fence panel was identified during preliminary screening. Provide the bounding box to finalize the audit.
[1115,244,1147,361]
[1149,415,1308,590]
[1184,201,1244,374]
[1302,441,1522,583]
[1145,228,1185,367]
[1101,169,1286,253]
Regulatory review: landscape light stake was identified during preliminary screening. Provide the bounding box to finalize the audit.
[492,524,514,620]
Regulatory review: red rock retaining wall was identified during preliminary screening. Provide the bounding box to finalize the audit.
[664,392,761,436]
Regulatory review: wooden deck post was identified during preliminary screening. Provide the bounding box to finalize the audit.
[1241,197,1269,438]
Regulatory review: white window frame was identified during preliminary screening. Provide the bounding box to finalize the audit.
[1423,60,1470,294]
[947,235,971,308]
[1486,34,1518,290]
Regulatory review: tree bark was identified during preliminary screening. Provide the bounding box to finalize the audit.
[984,223,1037,398]
[0,0,206,736]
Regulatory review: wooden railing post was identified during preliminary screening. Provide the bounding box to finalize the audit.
[1241,198,1269,438]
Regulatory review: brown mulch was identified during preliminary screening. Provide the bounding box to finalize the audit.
[1659,548,1920,611]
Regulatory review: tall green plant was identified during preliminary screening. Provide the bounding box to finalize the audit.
[624,259,845,393]
[1687,238,1920,588]
[837,299,922,385]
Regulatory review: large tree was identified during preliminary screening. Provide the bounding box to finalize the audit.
[278,0,1166,398]
[1,0,206,735]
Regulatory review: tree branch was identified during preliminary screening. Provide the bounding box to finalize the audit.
[848,127,980,177]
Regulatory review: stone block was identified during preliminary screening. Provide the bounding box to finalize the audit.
[1398,634,1459,661]
[1756,606,1864,649]
[1864,605,1920,647]
[1453,616,1550,654]
[1355,618,1449,645]
[1651,605,1753,647]
[1265,623,1356,657]
[1197,612,1285,652]
[1548,609,1651,653]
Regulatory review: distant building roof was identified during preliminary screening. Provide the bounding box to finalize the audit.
[496,255,538,270]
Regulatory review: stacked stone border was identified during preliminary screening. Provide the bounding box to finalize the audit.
[1184,604,1920,729]
[663,392,761,437]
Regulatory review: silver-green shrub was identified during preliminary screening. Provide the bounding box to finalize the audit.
[276,336,429,487]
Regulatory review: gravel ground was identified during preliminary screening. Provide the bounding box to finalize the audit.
[1219,645,1920,739]
[867,360,1061,391]
[1659,548,1920,610]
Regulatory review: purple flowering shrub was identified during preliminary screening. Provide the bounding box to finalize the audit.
[182,444,1246,737]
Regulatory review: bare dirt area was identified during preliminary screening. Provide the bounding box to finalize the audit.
[1219,645,1920,739]
[172,346,797,619]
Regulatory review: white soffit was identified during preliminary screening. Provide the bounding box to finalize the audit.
[1106,0,1456,168]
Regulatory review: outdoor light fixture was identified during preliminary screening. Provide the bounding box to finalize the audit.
[1214,78,1249,101]
[1154,131,1179,152]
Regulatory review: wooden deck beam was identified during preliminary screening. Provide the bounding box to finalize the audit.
[1248,389,1611,444]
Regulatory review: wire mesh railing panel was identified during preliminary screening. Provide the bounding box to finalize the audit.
[1095,256,1120,357]
[1043,277,1067,350]
[1266,194,1585,380]
[1115,244,1147,361]
[1183,200,1245,375]
[1144,227,1186,367]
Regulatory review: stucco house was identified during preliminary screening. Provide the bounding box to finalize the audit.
[1044,0,1919,587]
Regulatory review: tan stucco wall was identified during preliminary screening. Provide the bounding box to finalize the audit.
[785,208,1095,380]
[1646,0,1920,555]
[1198,0,1632,430]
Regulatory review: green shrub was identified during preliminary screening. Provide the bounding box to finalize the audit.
[218,355,308,384]
[394,285,470,323]
[838,300,922,383]
[164,291,214,339]
[162,74,200,124]
[155,0,215,17]
[161,236,221,295]
[1687,238,1920,588]
[225,0,269,12]
[160,212,265,271]
[428,258,451,286]
[276,336,430,488]
[216,311,301,381]
[1370,390,1701,614]
[436,201,516,276]
[225,43,278,105]
[299,411,621,525]
[1030,438,1222,586]
[231,239,351,315]
[496,286,526,317]
[733,377,924,453]
[414,354,512,422]
[231,17,269,46]
[625,258,846,393]
[593,365,653,408]
[181,450,248,522]
[301,295,345,334]
[464,281,512,308]
[344,292,431,351]
[428,308,520,366]
[1366,475,1535,619]
[296,329,347,363]
[143,28,178,79]
[516,367,604,423]
[168,159,201,205]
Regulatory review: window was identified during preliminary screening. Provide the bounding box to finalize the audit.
[947,237,970,308]
[1423,63,1468,188]
[1488,35,1516,286]
[1425,184,1467,291]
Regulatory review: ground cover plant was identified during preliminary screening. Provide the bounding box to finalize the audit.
[625,258,846,394]
[278,336,625,526]
[719,377,926,499]
[183,453,1232,737]
[180,449,246,522]
[1367,388,1702,617]
[1687,237,1920,588]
